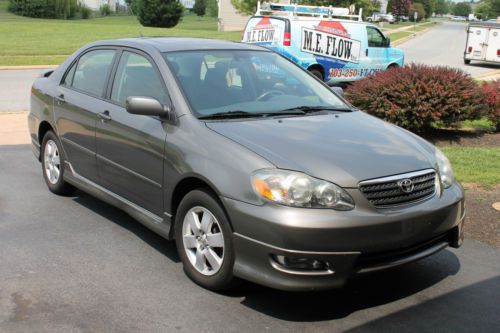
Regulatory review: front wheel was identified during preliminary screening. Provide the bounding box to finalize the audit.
[309,68,324,81]
[175,189,236,291]
[41,131,75,195]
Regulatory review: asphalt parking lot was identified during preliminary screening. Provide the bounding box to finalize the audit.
[1,144,499,332]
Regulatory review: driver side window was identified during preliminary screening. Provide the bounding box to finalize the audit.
[367,27,386,48]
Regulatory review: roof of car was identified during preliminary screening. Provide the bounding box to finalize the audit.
[91,37,269,53]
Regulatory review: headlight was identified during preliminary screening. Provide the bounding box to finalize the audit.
[252,169,355,210]
[435,148,454,188]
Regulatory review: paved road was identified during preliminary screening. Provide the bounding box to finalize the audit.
[0,69,51,112]
[1,144,499,332]
[399,21,500,76]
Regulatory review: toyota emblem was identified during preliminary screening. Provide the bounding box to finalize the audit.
[398,179,414,193]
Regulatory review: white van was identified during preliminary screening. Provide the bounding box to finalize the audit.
[464,22,500,65]
[242,2,404,84]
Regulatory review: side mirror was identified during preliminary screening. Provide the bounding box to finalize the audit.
[383,37,391,47]
[331,86,344,97]
[125,96,170,118]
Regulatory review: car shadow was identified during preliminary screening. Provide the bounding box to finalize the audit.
[223,250,461,322]
[71,190,180,263]
[344,276,500,332]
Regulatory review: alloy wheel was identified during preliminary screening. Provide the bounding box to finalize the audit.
[44,140,61,185]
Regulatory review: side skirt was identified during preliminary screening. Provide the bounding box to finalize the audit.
[64,161,173,240]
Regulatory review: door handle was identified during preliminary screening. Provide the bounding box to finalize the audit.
[98,110,112,121]
[55,93,65,104]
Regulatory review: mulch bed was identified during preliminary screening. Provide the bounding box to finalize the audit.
[424,130,499,148]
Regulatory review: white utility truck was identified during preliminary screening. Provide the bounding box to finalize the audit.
[464,21,500,65]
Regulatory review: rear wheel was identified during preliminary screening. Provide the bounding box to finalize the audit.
[464,59,471,65]
[175,189,236,291]
[309,68,324,81]
[41,131,75,195]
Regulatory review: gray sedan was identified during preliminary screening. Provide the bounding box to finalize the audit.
[28,38,465,291]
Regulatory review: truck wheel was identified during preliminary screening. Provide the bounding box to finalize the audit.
[309,68,324,81]
[464,59,471,65]
[175,189,236,291]
[41,131,76,195]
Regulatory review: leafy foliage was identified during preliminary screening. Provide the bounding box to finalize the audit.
[452,2,471,17]
[137,0,184,28]
[100,4,111,16]
[392,0,411,18]
[345,64,486,133]
[410,3,425,21]
[206,0,218,17]
[481,81,500,131]
[8,0,80,19]
[193,0,206,16]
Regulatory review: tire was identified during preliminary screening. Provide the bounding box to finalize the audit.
[41,130,76,195]
[175,189,236,291]
[309,68,324,81]
[464,59,471,65]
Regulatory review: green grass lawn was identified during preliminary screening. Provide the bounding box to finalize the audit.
[0,0,241,65]
[442,147,500,188]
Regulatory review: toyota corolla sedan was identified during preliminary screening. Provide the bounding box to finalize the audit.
[28,38,465,291]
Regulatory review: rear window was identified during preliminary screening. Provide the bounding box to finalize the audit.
[70,49,116,97]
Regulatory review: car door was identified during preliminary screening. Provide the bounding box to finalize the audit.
[54,48,117,183]
[363,26,390,73]
[95,50,169,216]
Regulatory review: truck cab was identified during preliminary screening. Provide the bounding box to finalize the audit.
[242,2,404,84]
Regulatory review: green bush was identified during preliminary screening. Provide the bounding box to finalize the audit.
[79,4,91,19]
[100,4,111,16]
[206,0,218,17]
[192,0,206,17]
[345,64,487,133]
[137,0,184,28]
[8,0,80,19]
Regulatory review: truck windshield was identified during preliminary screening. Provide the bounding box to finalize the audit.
[163,50,350,117]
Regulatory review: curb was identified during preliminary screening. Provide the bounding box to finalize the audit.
[0,65,57,70]
[474,70,500,81]
[392,26,434,46]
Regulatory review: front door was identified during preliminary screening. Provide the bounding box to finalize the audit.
[54,48,117,183]
[95,50,170,216]
[363,26,390,74]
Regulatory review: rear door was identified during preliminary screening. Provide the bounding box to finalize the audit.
[55,48,117,183]
[242,16,287,48]
[485,28,500,62]
[466,25,489,60]
[95,49,169,216]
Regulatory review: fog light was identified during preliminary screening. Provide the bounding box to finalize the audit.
[271,255,334,275]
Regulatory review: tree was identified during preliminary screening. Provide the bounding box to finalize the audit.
[453,2,471,17]
[392,0,411,19]
[231,0,257,15]
[475,1,492,20]
[435,0,449,15]
[206,0,218,17]
[137,0,184,28]
[418,0,436,18]
[410,2,426,21]
[193,0,206,16]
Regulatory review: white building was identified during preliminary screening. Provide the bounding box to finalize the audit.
[78,0,117,11]
[180,0,195,9]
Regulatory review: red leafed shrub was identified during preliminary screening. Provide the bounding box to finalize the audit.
[345,64,486,133]
[480,80,500,132]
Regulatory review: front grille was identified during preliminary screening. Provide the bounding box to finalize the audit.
[359,169,436,208]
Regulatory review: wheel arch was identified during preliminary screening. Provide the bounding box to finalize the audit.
[169,175,233,237]
[37,121,56,161]
[307,64,325,80]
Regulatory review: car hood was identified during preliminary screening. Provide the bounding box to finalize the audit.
[205,112,436,187]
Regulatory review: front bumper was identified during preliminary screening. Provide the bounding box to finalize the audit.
[223,182,465,291]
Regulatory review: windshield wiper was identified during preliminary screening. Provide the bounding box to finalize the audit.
[198,110,306,120]
[280,106,353,113]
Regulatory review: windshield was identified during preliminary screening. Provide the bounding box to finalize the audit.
[163,50,349,117]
